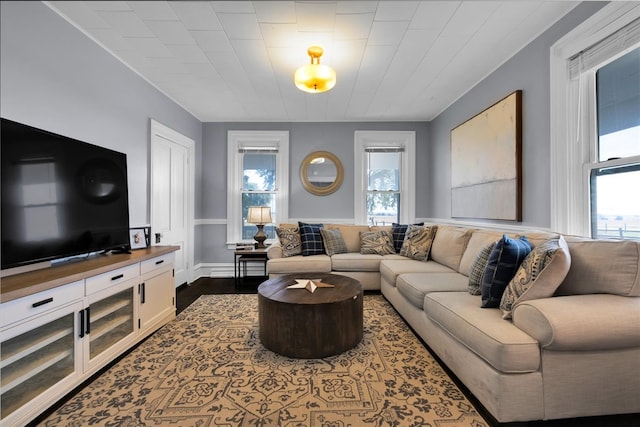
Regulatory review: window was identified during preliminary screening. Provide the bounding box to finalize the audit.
[227,131,289,246]
[590,48,640,239]
[550,4,639,240]
[354,131,415,225]
[366,148,402,225]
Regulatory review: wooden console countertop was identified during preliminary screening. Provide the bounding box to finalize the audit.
[1,246,179,303]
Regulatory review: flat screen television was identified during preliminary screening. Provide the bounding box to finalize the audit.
[1,117,131,270]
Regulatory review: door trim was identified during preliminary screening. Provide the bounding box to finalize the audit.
[150,119,195,286]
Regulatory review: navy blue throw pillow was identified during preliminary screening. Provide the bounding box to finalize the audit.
[391,222,424,253]
[481,235,532,308]
[298,222,324,256]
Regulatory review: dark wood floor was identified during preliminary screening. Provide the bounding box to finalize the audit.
[180,277,640,427]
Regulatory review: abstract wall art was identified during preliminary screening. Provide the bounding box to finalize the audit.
[451,90,522,221]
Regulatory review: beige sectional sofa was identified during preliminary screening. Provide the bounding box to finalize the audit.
[266,223,640,423]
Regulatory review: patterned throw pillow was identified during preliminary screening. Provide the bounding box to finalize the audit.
[275,226,302,257]
[481,235,532,308]
[391,222,424,253]
[298,222,324,256]
[399,225,438,261]
[360,230,395,255]
[468,241,497,295]
[500,236,571,319]
[320,228,348,256]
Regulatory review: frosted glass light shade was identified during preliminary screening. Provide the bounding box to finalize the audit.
[294,46,336,93]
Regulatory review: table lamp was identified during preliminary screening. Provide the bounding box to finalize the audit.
[246,206,272,248]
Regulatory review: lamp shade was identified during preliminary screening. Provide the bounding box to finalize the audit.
[295,46,336,93]
[247,206,272,225]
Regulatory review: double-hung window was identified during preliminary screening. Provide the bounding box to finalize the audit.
[227,131,289,246]
[589,48,640,239]
[550,4,639,240]
[354,131,416,225]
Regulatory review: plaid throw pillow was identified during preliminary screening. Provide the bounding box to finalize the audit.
[298,222,324,256]
[468,241,496,295]
[320,228,348,256]
[481,235,532,308]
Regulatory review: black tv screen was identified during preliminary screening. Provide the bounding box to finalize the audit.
[1,118,130,270]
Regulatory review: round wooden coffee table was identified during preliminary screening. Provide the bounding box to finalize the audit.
[257,273,363,358]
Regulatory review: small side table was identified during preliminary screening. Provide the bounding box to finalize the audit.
[234,248,269,287]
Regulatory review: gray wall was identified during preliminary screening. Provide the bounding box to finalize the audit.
[197,121,428,265]
[428,1,606,228]
[0,1,202,228]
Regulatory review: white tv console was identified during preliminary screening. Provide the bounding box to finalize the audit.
[0,246,178,426]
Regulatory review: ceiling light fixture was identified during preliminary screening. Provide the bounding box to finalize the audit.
[294,46,336,93]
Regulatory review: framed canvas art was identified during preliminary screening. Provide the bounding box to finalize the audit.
[451,90,522,221]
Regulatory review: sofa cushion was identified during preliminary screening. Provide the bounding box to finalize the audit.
[397,273,468,309]
[326,224,370,253]
[468,242,496,295]
[391,222,424,253]
[266,254,331,274]
[275,226,302,257]
[481,235,532,308]
[557,238,640,297]
[298,222,324,256]
[459,229,506,276]
[424,292,540,373]
[430,225,473,271]
[380,259,455,286]
[331,253,383,272]
[360,230,395,255]
[320,228,348,256]
[500,236,571,319]
[400,225,438,261]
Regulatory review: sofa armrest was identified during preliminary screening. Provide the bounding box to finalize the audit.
[513,294,640,351]
[267,240,283,259]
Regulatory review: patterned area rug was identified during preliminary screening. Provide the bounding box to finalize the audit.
[40,294,488,426]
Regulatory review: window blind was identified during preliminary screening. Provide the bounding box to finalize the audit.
[238,146,278,154]
[569,17,640,79]
[364,146,405,153]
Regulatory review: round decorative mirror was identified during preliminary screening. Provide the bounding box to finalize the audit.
[300,151,344,196]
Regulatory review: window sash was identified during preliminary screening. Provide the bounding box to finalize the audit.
[589,162,640,240]
[367,151,401,192]
[242,152,276,191]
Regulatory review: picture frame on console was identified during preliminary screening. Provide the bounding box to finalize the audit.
[129,227,149,250]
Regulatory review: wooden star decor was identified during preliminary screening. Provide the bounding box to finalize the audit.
[287,279,335,293]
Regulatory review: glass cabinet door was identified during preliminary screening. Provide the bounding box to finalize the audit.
[1,303,82,421]
[87,286,135,364]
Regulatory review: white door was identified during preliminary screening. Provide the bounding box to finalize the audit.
[150,120,194,287]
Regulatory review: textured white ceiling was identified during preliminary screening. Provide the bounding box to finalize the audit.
[46,1,578,122]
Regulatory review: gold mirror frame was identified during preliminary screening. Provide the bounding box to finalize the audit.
[300,151,344,196]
